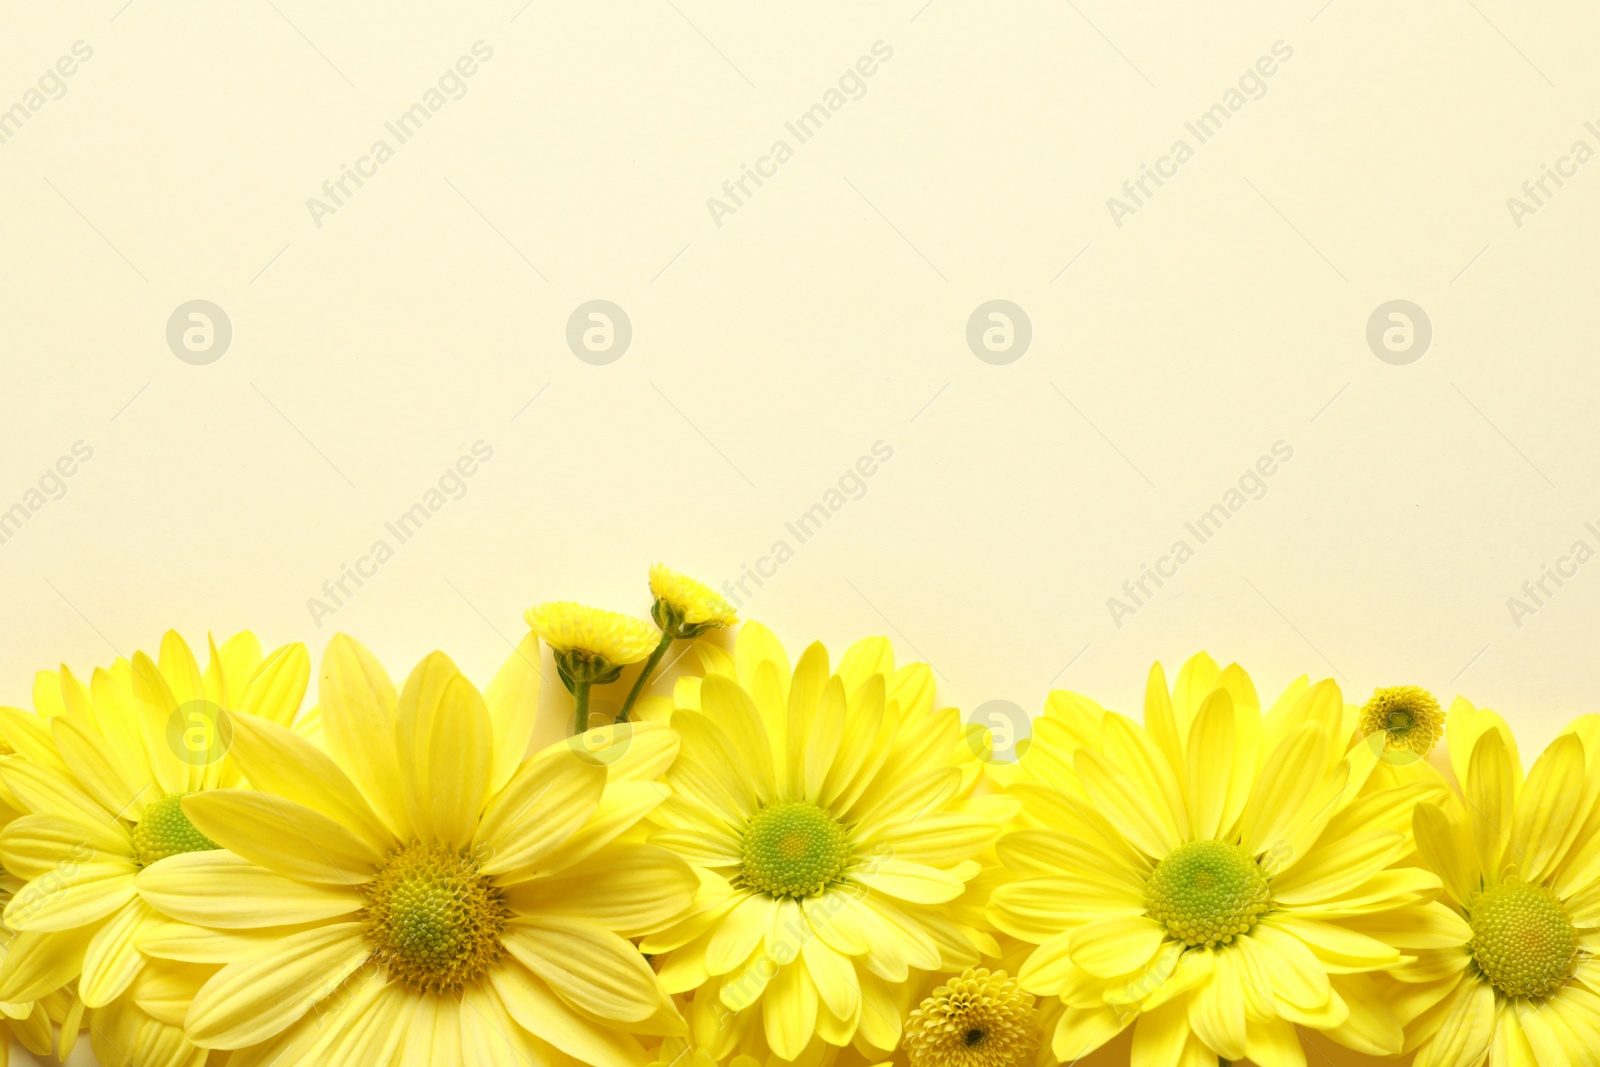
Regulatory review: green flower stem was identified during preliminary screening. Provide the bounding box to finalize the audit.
[573,681,592,734]
[618,628,675,723]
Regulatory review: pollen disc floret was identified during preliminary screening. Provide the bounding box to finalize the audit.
[1359,685,1443,756]
[1145,839,1271,947]
[361,840,510,995]
[131,793,220,866]
[738,800,852,899]
[1468,879,1578,999]
[903,968,1040,1067]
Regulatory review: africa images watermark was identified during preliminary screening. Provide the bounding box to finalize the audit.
[1105,40,1295,228]
[1505,518,1600,628]
[305,441,495,625]
[306,41,495,228]
[720,440,895,609]
[0,41,94,148]
[0,440,95,548]
[1504,119,1600,228]
[1107,440,1295,627]
[705,41,895,229]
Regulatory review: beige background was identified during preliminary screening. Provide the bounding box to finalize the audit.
[5,1,1600,1063]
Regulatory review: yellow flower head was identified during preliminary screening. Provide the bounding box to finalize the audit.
[134,633,696,1063]
[1397,701,1600,1063]
[1359,685,1443,758]
[903,968,1040,1067]
[526,601,660,686]
[990,652,1439,1066]
[649,563,738,635]
[642,624,1004,1061]
[0,629,311,1067]
[527,601,661,662]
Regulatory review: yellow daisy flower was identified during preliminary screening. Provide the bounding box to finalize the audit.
[902,967,1041,1067]
[1359,685,1445,763]
[1396,699,1600,1066]
[642,624,1009,1062]
[527,601,662,669]
[0,630,308,1066]
[990,652,1447,1067]
[527,601,662,731]
[617,564,741,723]
[650,563,739,633]
[135,633,697,1067]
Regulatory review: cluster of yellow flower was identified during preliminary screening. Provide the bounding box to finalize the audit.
[0,565,1592,1067]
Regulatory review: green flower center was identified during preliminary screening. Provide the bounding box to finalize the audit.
[131,794,220,866]
[1469,880,1578,999]
[1145,840,1271,947]
[360,841,509,995]
[1388,709,1414,731]
[738,801,852,899]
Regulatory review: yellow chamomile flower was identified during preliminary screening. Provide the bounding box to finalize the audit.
[1396,699,1600,1066]
[990,652,1448,1067]
[642,624,1010,1062]
[0,630,309,1067]
[527,601,661,731]
[650,563,740,634]
[902,968,1041,1067]
[1360,685,1445,763]
[134,633,697,1067]
[617,564,741,723]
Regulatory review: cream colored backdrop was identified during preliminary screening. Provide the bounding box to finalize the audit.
[5,0,1599,1064]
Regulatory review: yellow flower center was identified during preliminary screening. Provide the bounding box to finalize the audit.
[1145,840,1271,947]
[131,794,220,866]
[1359,685,1443,756]
[1469,880,1578,999]
[903,968,1040,1067]
[360,841,509,995]
[738,801,851,899]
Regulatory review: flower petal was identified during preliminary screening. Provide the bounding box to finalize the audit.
[136,850,362,929]
[1412,978,1494,1067]
[482,632,543,794]
[503,917,668,1023]
[223,710,394,854]
[80,898,158,1008]
[490,961,649,1067]
[4,857,135,932]
[476,745,607,879]
[0,925,97,1002]
[763,958,818,1061]
[317,633,410,840]
[396,660,492,850]
[1464,728,1516,880]
[1075,748,1179,859]
[1240,722,1329,856]
[237,642,310,727]
[853,860,966,904]
[182,790,381,884]
[1189,950,1246,1061]
[504,843,695,937]
[705,893,773,975]
[186,921,368,1049]
[1068,915,1167,979]
[1509,732,1586,883]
